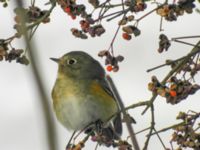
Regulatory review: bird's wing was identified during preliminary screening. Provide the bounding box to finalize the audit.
[96,77,122,137]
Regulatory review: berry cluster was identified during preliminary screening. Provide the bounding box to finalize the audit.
[92,135,132,150]
[67,134,132,150]
[14,6,50,36]
[14,6,50,23]
[148,76,200,104]
[57,0,107,39]
[171,111,200,149]
[117,12,141,40]
[125,0,147,12]
[71,22,105,39]
[0,40,29,65]
[158,34,171,53]
[157,0,196,21]
[71,20,105,39]
[60,0,86,20]
[122,25,141,41]
[0,0,8,7]
[98,50,124,72]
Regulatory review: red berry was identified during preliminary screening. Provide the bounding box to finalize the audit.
[169,90,177,97]
[122,33,132,40]
[64,6,71,13]
[106,65,113,72]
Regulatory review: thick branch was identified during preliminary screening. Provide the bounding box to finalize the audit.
[14,1,58,150]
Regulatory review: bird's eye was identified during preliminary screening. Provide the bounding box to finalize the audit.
[67,58,77,65]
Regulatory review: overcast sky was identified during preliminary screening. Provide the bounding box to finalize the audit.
[0,1,200,150]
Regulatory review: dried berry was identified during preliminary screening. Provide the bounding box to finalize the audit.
[116,55,124,62]
[98,50,109,57]
[158,34,171,53]
[127,15,134,21]
[122,26,141,36]
[122,26,134,34]
[118,18,127,25]
[94,25,105,36]
[16,55,29,65]
[5,49,23,62]
[71,28,88,39]
[122,33,132,40]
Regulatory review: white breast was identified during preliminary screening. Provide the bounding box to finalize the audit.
[54,95,104,131]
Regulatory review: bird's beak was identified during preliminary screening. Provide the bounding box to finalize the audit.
[50,57,60,63]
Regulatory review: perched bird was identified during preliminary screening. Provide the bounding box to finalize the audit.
[51,51,122,141]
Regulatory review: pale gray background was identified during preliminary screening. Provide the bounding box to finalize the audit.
[0,1,200,150]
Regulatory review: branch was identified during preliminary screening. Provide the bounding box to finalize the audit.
[14,1,58,150]
[142,40,200,115]
[125,100,149,111]
[150,122,185,136]
[142,104,155,150]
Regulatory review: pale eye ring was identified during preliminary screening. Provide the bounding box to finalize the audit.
[67,58,77,65]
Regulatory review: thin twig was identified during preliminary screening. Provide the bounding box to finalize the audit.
[127,127,151,142]
[150,122,185,136]
[121,0,125,11]
[29,25,39,41]
[172,39,200,48]
[143,104,155,150]
[146,56,185,73]
[135,127,151,135]
[172,35,200,40]
[153,128,167,149]
[31,0,35,6]
[125,100,149,111]
[95,143,99,150]
[94,9,128,22]
[107,9,128,21]
[108,11,128,55]
[135,4,164,24]
[159,17,164,31]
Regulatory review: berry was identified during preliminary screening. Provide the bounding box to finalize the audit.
[122,33,132,40]
[106,65,113,72]
[64,6,71,13]
[170,90,177,97]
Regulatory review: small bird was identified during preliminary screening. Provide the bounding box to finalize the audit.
[51,51,122,140]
